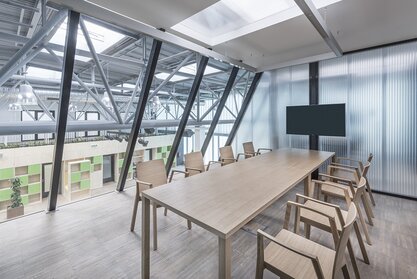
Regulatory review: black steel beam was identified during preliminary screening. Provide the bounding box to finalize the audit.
[225,72,263,146]
[309,62,319,179]
[201,67,239,156]
[47,11,80,211]
[165,56,209,174]
[116,39,162,191]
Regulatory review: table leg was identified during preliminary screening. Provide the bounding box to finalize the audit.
[142,196,151,279]
[304,174,312,197]
[219,237,231,279]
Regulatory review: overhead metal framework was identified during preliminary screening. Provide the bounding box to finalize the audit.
[47,10,80,211]
[294,0,343,57]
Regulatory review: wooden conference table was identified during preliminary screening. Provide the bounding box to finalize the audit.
[141,148,334,279]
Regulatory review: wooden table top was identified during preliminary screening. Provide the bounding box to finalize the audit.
[142,148,334,239]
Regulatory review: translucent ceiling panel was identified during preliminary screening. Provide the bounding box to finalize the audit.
[172,0,341,45]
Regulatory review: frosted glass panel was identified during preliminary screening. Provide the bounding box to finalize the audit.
[319,42,417,198]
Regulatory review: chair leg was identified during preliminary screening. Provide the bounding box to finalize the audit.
[187,220,192,230]
[347,239,361,279]
[164,207,168,216]
[356,203,372,245]
[342,265,351,279]
[153,204,158,251]
[294,207,300,234]
[130,192,140,232]
[353,221,370,264]
[364,191,375,218]
[324,195,329,202]
[366,181,376,206]
[361,194,374,226]
[305,223,311,239]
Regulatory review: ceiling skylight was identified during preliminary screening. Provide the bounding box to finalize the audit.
[44,18,125,62]
[155,63,222,82]
[171,0,342,46]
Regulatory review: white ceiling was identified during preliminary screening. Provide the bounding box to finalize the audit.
[64,0,417,71]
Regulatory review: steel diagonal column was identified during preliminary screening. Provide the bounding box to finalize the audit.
[225,72,263,146]
[201,67,239,156]
[116,39,162,192]
[47,10,80,211]
[165,56,209,175]
[79,17,123,123]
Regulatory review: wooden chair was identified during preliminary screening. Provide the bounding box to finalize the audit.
[130,159,190,250]
[256,202,358,279]
[218,146,246,166]
[322,162,374,226]
[184,151,221,176]
[331,153,375,206]
[295,178,372,279]
[242,141,272,158]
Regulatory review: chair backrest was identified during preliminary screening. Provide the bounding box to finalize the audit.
[219,146,235,165]
[136,159,167,192]
[242,142,255,158]
[333,203,357,278]
[367,153,373,163]
[352,177,367,204]
[361,162,371,178]
[184,151,205,176]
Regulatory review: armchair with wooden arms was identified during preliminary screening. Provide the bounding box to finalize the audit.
[256,201,358,279]
[325,162,375,224]
[331,153,375,206]
[130,159,190,251]
[242,141,272,158]
[294,178,372,279]
[184,151,221,177]
[219,146,248,166]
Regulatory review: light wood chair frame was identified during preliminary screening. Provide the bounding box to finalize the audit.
[323,163,374,225]
[256,201,358,279]
[130,162,190,251]
[331,153,375,206]
[219,146,249,166]
[242,141,272,158]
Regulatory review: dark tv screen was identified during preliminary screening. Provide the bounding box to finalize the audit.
[286,104,346,137]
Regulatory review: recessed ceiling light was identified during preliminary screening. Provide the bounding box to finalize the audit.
[171,0,342,46]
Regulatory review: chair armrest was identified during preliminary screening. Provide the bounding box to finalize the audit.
[319,173,352,184]
[257,148,272,153]
[328,164,357,174]
[185,167,203,173]
[331,162,360,170]
[206,161,221,171]
[295,193,341,210]
[169,169,189,182]
[135,179,152,187]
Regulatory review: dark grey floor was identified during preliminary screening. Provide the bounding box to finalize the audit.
[0,183,416,279]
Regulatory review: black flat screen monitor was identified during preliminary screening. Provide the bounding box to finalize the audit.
[286,104,346,137]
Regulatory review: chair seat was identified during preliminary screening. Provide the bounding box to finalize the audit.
[321,182,354,199]
[264,229,339,279]
[300,200,348,231]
